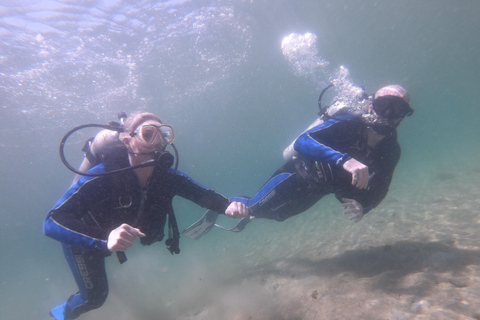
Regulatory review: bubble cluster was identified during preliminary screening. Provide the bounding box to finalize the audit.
[0,2,252,122]
[281,32,329,79]
[281,32,370,117]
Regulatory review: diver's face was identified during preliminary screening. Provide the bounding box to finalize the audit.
[371,95,413,128]
[370,107,404,127]
[130,120,166,153]
[366,104,402,136]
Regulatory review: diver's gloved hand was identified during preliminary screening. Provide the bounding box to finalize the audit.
[225,201,249,219]
[342,158,369,189]
[342,198,364,223]
[107,223,146,252]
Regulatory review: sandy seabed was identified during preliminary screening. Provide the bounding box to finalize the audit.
[54,164,480,320]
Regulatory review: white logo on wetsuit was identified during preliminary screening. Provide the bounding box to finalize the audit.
[75,255,94,289]
[259,189,276,206]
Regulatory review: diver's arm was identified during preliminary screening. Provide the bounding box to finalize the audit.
[44,209,110,251]
[335,140,400,216]
[170,169,246,217]
[353,162,397,213]
[43,169,111,251]
[334,173,389,218]
[283,117,324,161]
[294,118,351,166]
[296,118,370,189]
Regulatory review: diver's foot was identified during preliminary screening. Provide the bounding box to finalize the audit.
[49,301,67,320]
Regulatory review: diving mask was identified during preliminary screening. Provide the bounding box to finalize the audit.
[131,124,175,145]
[372,95,414,120]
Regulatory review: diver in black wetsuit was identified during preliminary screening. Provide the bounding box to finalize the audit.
[44,112,248,320]
[231,85,413,224]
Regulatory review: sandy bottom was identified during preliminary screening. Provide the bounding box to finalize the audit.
[45,163,480,320]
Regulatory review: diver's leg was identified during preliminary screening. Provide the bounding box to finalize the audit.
[246,163,324,221]
[50,244,109,320]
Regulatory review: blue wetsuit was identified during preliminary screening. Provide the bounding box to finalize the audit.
[44,163,230,320]
[231,114,400,221]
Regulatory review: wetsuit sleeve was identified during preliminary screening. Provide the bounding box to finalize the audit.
[169,170,230,214]
[334,140,401,214]
[43,166,110,251]
[294,117,352,166]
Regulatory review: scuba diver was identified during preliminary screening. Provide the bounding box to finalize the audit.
[184,84,413,237]
[44,112,248,320]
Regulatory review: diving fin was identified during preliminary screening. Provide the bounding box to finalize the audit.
[183,210,254,240]
[214,216,253,232]
[182,209,219,240]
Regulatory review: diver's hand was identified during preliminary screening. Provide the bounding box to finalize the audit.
[343,158,369,189]
[342,198,364,223]
[225,201,249,219]
[107,223,146,252]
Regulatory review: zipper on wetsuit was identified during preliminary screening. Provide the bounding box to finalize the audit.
[134,189,148,226]
[116,188,147,264]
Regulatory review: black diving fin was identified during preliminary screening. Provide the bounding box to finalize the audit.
[182,210,219,240]
[182,210,253,240]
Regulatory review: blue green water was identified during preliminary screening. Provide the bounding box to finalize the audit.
[1,1,480,319]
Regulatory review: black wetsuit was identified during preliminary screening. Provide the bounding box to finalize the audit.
[231,114,400,221]
[44,162,230,320]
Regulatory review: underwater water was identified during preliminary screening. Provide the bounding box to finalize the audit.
[1,0,480,319]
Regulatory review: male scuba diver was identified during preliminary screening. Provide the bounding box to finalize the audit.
[44,112,248,320]
[183,84,414,238]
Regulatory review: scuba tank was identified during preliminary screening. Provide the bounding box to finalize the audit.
[73,126,126,184]
[282,84,371,161]
[283,84,337,161]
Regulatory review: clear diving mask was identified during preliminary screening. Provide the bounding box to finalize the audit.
[131,124,175,145]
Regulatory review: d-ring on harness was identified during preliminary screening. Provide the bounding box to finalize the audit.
[114,196,132,209]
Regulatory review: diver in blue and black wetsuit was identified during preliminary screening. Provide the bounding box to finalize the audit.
[230,85,414,224]
[44,112,248,320]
